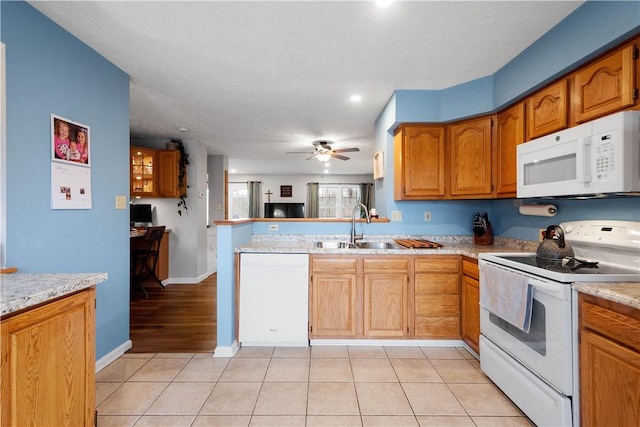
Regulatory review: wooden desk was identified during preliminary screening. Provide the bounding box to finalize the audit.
[130,229,170,281]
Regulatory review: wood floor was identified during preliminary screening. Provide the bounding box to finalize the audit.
[129,273,217,353]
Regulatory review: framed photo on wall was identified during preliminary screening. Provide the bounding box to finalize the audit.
[51,114,90,166]
[373,150,384,180]
[280,185,292,197]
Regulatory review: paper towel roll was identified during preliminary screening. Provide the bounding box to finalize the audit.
[519,204,557,217]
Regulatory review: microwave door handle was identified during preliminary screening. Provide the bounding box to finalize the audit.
[580,136,592,183]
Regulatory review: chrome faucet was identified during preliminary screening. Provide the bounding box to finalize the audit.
[350,203,371,246]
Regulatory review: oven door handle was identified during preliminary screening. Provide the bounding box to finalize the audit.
[526,277,569,300]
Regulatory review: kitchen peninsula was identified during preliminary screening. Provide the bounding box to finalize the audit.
[1,273,107,426]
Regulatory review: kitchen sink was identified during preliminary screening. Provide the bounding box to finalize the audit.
[355,241,397,249]
[315,241,351,249]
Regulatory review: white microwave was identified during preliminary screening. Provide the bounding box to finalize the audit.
[517,111,640,198]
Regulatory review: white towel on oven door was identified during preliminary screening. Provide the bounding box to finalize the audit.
[480,263,532,333]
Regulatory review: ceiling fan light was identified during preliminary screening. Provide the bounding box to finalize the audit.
[316,153,332,162]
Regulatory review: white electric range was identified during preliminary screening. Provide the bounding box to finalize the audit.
[478,220,640,427]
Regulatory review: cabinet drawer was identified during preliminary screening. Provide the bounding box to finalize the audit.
[414,257,459,273]
[363,258,408,272]
[415,295,460,316]
[415,274,459,294]
[461,258,479,280]
[414,316,460,338]
[580,296,640,352]
[311,258,357,273]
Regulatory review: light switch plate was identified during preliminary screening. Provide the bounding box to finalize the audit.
[115,195,127,210]
[424,211,431,221]
[391,210,402,221]
[268,224,279,231]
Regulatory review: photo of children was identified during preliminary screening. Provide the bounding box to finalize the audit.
[51,115,90,165]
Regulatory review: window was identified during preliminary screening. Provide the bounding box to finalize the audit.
[318,184,360,219]
[228,182,249,219]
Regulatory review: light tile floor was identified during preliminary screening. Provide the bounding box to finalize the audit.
[96,346,533,427]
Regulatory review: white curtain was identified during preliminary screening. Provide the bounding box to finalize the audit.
[306,182,319,218]
[247,181,262,218]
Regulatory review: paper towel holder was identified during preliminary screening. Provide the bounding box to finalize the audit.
[519,204,558,217]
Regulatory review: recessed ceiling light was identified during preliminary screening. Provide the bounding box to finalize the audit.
[324,169,329,173]
[377,0,392,8]
[178,127,189,132]
[230,169,236,173]
[350,94,362,103]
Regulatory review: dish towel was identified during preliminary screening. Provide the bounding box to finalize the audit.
[480,263,533,333]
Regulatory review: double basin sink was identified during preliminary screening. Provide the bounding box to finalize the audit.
[315,241,398,250]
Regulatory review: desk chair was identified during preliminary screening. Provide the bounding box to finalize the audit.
[131,226,165,298]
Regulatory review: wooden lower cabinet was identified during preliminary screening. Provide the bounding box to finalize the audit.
[579,293,640,427]
[460,257,480,354]
[310,257,358,337]
[363,258,409,337]
[1,288,96,427]
[310,255,409,339]
[413,256,460,339]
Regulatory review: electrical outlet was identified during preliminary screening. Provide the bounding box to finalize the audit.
[391,210,402,221]
[268,224,279,231]
[539,228,546,241]
[424,211,431,222]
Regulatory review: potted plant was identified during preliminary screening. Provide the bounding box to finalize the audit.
[171,139,190,216]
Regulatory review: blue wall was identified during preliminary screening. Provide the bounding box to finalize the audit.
[374,1,640,242]
[1,2,131,359]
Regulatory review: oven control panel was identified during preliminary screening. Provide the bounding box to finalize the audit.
[561,220,640,250]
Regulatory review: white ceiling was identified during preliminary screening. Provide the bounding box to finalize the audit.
[29,0,583,175]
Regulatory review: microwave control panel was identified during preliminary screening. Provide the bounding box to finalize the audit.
[593,132,616,181]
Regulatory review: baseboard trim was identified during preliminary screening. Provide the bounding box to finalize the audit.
[162,271,214,286]
[213,341,239,358]
[309,339,465,347]
[96,340,132,373]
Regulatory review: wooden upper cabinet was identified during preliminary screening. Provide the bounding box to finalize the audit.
[526,79,568,139]
[448,116,494,198]
[496,102,525,197]
[157,149,181,198]
[394,125,445,200]
[131,146,185,198]
[572,44,637,124]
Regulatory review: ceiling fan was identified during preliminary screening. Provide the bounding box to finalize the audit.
[286,140,360,162]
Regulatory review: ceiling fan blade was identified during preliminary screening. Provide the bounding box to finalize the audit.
[332,153,350,161]
[332,147,360,153]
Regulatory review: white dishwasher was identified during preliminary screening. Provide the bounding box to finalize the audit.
[238,253,309,346]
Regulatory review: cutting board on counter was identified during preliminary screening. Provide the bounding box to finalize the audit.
[394,239,443,249]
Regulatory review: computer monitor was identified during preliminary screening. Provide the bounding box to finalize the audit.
[130,204,153,226]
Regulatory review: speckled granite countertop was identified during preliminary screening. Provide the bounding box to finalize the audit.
[235,235,539,259]
[573,282,640,309]
[1,273,107,317]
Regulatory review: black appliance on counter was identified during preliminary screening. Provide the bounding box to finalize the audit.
[264,202,305,218]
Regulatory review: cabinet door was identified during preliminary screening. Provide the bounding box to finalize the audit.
[311,273,358,337]
[157,150,181,198]
[448,117,494,197]
[363,273,408,337]
[1,288,95,427]
[526,80,568,140]
[573,44,637,124]
[130,147,157,197]
[394,125,445,200]
[580,330,640,427]
[497,102,525,197]
[461,274,480,354]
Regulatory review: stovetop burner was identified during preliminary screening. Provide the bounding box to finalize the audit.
[499,255,634,275]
